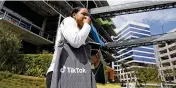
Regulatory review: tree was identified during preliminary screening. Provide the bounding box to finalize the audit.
[0,22,22,71]
[133,66,160,86]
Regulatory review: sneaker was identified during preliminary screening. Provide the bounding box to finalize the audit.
[109,80,115,83]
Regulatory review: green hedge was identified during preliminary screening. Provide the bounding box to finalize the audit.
[2,54,53,77]
[23,54,53,77]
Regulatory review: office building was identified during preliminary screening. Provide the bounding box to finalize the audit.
[112,21,156,82]
[155,28,176,83]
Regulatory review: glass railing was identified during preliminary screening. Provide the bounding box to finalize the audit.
[0,11,4,18]
[0,9,54,42]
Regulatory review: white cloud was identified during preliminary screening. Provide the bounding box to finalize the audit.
[107,0,175,6]
[107,0,144,5]
[107,0,176,32]
[111,8,176,29]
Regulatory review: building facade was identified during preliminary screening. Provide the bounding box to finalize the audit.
[155,28,176,83]
[0,1,119,83]
[112,21,156,82]
[0,1,112,54]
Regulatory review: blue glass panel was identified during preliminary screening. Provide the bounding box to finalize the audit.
[133,52,154,58]
[130,29,150,35]
[131,32,150,38]
[134,57,156,63]
[134,47,154,53]
[129,24,150,31]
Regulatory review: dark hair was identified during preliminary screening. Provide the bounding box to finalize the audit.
[71,7,83,17]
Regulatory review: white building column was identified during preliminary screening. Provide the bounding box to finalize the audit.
[112,62,115,69]
[154,45,166,82]
[166,44,175,82]
[40,17,47,37]
[37,17,47,53]
[0,0,5,10]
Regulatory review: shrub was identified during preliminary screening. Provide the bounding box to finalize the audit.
[23,54,52,77]
[13,54,53,77]
[0,23,22,70]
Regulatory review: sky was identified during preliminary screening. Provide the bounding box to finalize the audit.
[107,0,176,35]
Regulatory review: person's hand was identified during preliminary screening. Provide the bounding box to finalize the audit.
[83,16,91,24]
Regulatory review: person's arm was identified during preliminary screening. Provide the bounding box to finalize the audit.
[61,17,91,48]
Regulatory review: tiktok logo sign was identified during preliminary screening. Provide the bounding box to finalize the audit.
[60,66,86,74]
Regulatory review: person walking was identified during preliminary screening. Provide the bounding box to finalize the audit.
[46,7,96,88]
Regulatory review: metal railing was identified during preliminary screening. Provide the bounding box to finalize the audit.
[0,8,55,43]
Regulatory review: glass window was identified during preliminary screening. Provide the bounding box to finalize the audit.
[120,30,130,37]
[133,52,154,58]
[130,28,150,35]
[121,52,133,58]
[131,32,149,38]
[129,24,150,31]
[117,33,131,41]
[134,47,154,53]
[133,57,156,63]
[147,45,154,48]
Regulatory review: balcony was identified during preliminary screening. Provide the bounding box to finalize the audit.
[158,44,167,51]
[161,66,173,70]
[159,49,167,55]
[160,52,168,58]
[160,55,169,61]
[168,44,176,52]
[0,7,53,45]
[158,43,166,48]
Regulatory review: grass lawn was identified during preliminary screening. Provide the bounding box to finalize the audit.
[0,71,121,88]
[97,83,121,88]
[0,71,45,88]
